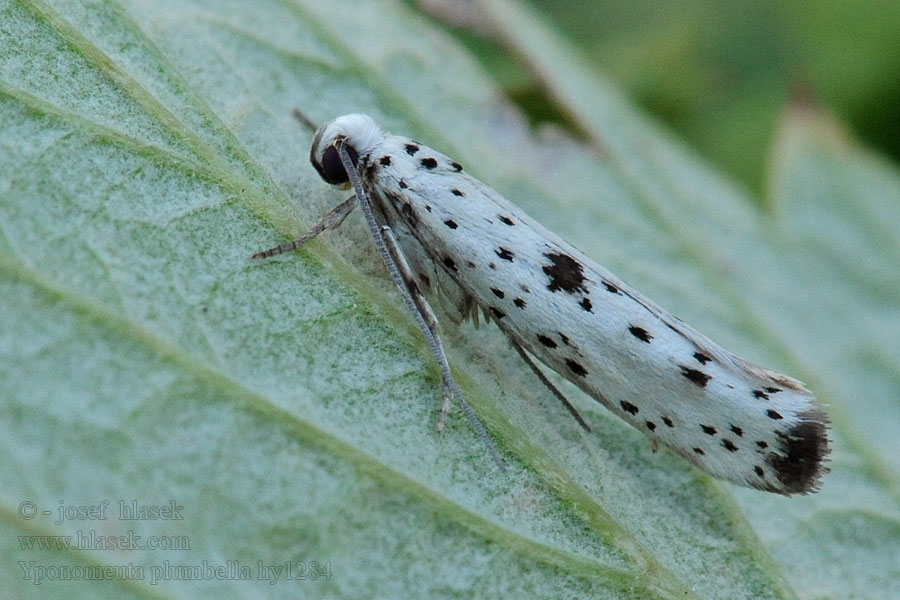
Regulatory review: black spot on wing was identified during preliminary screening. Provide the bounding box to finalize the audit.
[405,143,419,155]
[628,325,653,343]
[379,155,392,166]
[730,425,744,437]
[645,420,656,431]
[451,188,464,197]
[450,161,463,172]
[753,389,771,400]
[768,415,829,494]
[498,215,515,226]
[496,247,514,261]
[620,401,639,415]
[767,409,783,420]
[513,298,526,309]
[399,180,408,189]
[754,465,765,477]
[420,157,438,169]
[701,424,717,435]
[662,416,674,428]
[489,307,505,319]
[542,252,587,294]
[693,447,705,456]
[680,366,711,388]
[466,261,476,269]
[693,352,712,365]
[558,332,570,346]
[722,439,739,452]
[602,280,621,294]
[579,297,593,312]
[490,288,504,299]
[443,219,458,229]
[756,440,768,449]
[442,257,457,272]
[566,359,587,377]
[765,387,782,394]
[537,334,557,348]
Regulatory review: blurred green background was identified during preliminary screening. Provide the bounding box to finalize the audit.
[416,0,900,196]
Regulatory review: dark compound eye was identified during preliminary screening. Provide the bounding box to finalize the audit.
[314,143,359,185]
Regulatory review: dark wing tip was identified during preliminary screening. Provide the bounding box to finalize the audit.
[767,408,831,495]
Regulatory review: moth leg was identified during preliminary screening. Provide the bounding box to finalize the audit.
[510,340,591,433]
[379,225,452,431]
[252,196,356,259]
[336,142,504,470]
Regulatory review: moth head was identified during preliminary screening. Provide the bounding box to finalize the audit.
[309,114,384,187]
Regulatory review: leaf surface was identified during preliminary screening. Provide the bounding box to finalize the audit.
[1,0,896,597]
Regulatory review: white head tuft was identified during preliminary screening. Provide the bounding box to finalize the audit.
[309,114,384,186]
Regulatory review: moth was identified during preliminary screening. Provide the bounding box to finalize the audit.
[254,112,830,495]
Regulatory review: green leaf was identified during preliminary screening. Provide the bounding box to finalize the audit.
[1,0,896,598]
[495,0,900,196]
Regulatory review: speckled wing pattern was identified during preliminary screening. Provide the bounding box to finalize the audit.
[311,114,830,495]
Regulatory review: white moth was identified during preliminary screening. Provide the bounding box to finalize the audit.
[255,112,830,495]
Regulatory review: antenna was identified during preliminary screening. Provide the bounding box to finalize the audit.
[336,141,506,471]
[292,108,318,133]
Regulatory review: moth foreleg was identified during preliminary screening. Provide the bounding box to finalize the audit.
[252,196,356,259]
[510,340,591,433]
[336,142,504,470]
[379,225,452,431]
